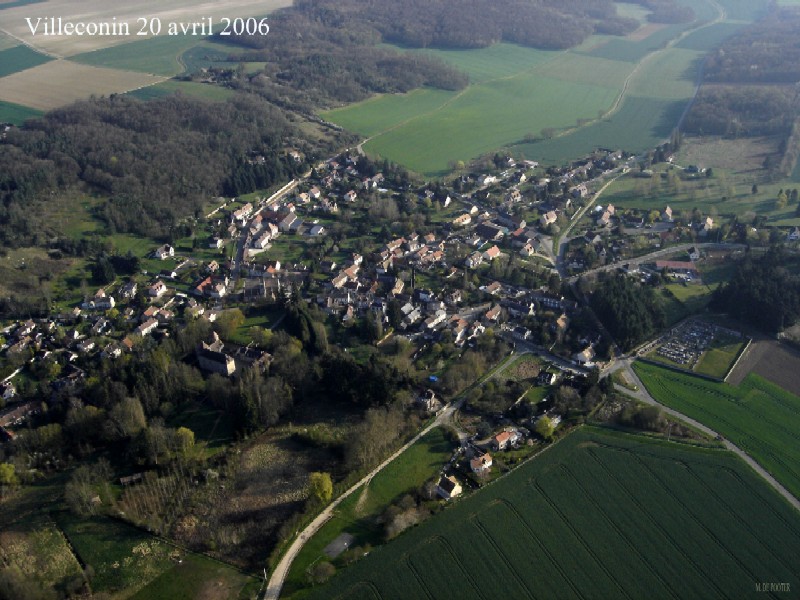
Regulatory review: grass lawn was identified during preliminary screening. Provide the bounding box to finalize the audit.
[634,361,800,499]
[307,426,800,600]
[283,427,454,596]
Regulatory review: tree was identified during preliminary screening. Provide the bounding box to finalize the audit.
[535,416,556,440]
[105,397,147,440]
[214,308,245,340]
[0,463,19,489]
[174,426,195,454]
[752,183,759,195]
[308,471,333,505]
[64,460,112,516]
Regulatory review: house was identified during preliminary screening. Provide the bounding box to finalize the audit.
[538,371,558,386]
[701,217,714,234]
[482,281,502,296]
[343,190,358,203]
[436,475,463,500]
[662,206,673,222]
[540,211,558,227]
[485,305,501,322]
[574,345,596,366]
[148,280,167,298]
[452,214,472,228]
[570,184,588,198]
[483,245,502,261]
[136,318,159,336]
[417,389,438,412]
[465,252,484,269]
[688,246,700,261]
[279,213,298,232]
[209,237,224,249]
[788,227,800,242]
[476,223,505,241]
[153,244,174,260]
[119,281,137,299]
[470,453,493,474]
[197,347,236,376]
[492,431,513,451]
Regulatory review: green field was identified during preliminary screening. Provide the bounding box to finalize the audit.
[0,45,52,77]
[71,35,209,77]
[308,426,800,599]
[634,361,800,499]
[0,99,43,124]
[127,80,235,102]
[284,427,454,596]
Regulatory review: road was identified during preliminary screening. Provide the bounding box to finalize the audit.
[564,242,747,283]
[605,358,800,512]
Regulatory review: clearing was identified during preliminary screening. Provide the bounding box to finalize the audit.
[307,426,800,600]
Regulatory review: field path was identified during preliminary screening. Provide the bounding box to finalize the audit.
[609,358,800,513]
[0,27,62,58]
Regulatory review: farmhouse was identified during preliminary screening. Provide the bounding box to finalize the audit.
[493,431,513,451]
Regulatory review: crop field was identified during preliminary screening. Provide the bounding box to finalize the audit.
[0,60,165,110]
[307,426,800,600]
[694,335,746,378]
[0,0,292,57]
[362,77,620,176]
[727,340,800,396]
[634,361,800,499]
[71,34,208,77]
[0,523,84,593]
[0,44,52,77]
[0,31,18,50]
[0,98,43,124]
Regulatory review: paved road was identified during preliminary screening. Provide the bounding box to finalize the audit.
[609,359,800,512]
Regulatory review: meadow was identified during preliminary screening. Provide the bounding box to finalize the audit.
[307,426,800,599]
[634,361,800,499]
[127,79,235,102]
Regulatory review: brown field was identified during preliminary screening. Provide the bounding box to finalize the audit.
[726,339,800,395]
[0,0,292,57]
[627,22,668,41]
[677,135,780,174]
[0,60,165,110]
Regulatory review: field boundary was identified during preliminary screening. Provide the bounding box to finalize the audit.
[638,356,724,382]
[723,337,752,383]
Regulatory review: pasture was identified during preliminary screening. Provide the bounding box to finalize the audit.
[634,361,800,499]
[0,60,165,111]
[307,426,800,600]
[0,44,52,77]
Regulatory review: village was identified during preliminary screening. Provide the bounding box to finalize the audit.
[0,146,772,454]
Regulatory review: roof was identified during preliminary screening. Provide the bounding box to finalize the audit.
[495,431,512,443]
[437,475,459,493]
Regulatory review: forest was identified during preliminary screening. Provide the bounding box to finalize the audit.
[682,86,800,138]
[704,8,800,84]
[0,94,328,247]
[590,273,666,351]
[711,247,800,332]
